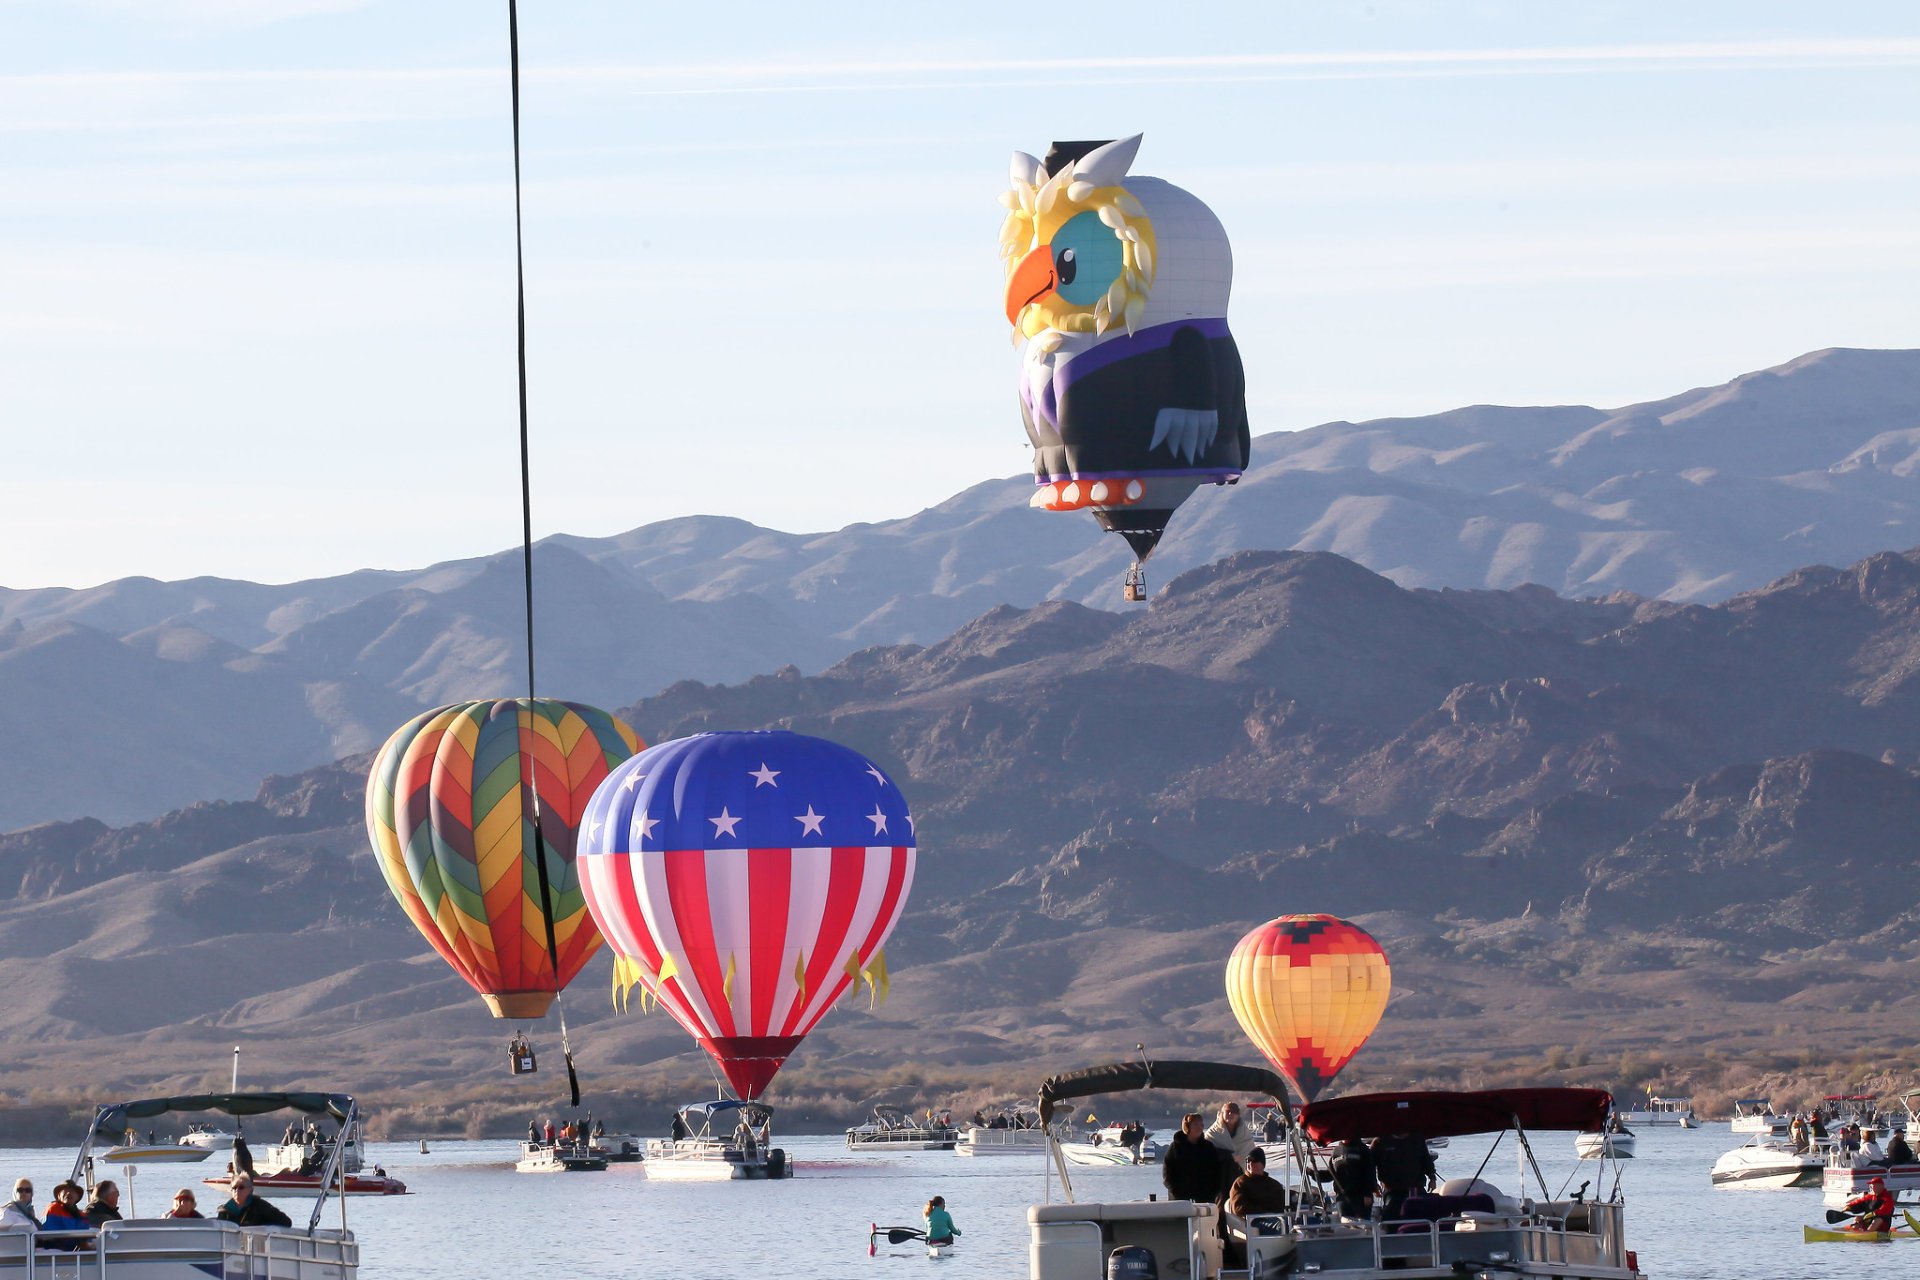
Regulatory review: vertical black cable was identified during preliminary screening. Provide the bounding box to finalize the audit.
[508,0,581,1109]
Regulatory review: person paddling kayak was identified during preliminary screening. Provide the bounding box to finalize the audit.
[925,1195,961,1246]
[1847,1176,1895,1233]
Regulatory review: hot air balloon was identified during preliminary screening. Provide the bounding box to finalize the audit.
[1225,914,1391,1103]
[1000,133,1249,600]
[577,730,915,1100]
[365,698,643,1019]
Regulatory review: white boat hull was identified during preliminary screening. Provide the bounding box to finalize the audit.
[100,1145,211,1165]
[643,1139,790,1180]
[1060,1141,1161,1167]
[1713,1141,1822,1188]
[956,1132,1049,1157]
[1575,1133,1636,1159]
[0,1220,356,1279]
[1825,1161,1920,1200]
[204,1173,407,1198]
[515,1142,607,1173]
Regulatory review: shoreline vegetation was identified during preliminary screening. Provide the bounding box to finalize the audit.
[3,1055,1911,1147]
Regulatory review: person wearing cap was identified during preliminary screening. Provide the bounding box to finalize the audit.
[1846,1176,1895,1233]
[215,1175,292,1229]
[0,1179,40,1231]
[167,1189,204,1219]
[1227,1147,1293,1219]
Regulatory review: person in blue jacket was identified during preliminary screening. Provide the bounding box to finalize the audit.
[924,1196,961,1246]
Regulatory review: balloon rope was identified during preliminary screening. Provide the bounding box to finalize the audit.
[507,0,581,1109]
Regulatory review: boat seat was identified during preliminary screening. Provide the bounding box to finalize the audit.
[1396,1193,1495,1229]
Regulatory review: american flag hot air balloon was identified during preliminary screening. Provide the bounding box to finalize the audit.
[1225,914,1391,1103]
[577,730,915,1100]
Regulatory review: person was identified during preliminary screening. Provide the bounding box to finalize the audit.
[1326,1137,1378,1219]
[1861,1132,1886,1165]
[42,1183,92,1246]
[1847,1176,1895,1233]
[734,1118,757,1159]
[1227,1147,1293,1219]
[1163,1112,1224,1204]
[1206,1102,1258,1172]
[527,1119,538,1145]
[167,1189,204,1219]
[542,1119,556,1145]
[670,1111,690,1142]
[1811,1113,1829,1142]
[1788,1115,1809,1153]
[216,1175,292,1229]
[924,1195,961,1246]
[1261,1109,1284,1143]
[83,1181,122,1226]
[593,1120,606,1139]
[1370,1133,1438,1220]
[1884,1129,1913,1166]
[0,1179,40,1231]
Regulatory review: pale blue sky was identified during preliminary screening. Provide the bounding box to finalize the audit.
[4,1,1918,589]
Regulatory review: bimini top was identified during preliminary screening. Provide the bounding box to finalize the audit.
[1734,1098,1773,1107]
[1825,1095,1877,1102]
[1301,1088,1611,1143]
[679,1100,772,1120]
[1038,1061,1291,1128]
[97,1092,355,1132]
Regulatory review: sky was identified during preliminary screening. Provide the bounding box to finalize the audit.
[4,1,1918,590]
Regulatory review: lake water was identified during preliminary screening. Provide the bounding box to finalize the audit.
[3,1124,1905,1278]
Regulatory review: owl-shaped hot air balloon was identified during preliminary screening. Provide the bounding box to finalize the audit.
[999,133,1248,599]
[1226,914,1391,1103]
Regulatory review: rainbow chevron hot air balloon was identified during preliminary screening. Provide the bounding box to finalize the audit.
[1225,914,1391,1103]
[365,698,643,1019]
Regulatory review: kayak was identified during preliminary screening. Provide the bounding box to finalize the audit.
[1803,1210,1920,1243]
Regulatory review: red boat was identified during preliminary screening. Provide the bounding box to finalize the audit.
[204,1170,409,1198]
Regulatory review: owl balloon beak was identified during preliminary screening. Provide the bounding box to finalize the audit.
[1005,244,1057,326]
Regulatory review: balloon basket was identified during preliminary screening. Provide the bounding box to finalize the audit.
[1123,564,1146,603]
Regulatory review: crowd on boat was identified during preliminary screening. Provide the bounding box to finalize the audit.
[0,1169,293,1248]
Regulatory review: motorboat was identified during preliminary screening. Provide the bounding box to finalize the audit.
[589,1131,644,1163]
[515,1140,608,1173]
[179,1122,239,1152]
[4,1090,365,1278]
[1729,1097,1788,1133]
[1061,1122,1162,1166]
[1821,1130,1920,1201]
[99,1139,212,1166]
[846,1104,959,1151]
[956,1105,1058,1157]
[1575,1132,1636,1160]
[1711,1137,1822,1188]
[1027,1061,1648,1280]
[204,1169,408,1198]
[644,1100,791,1181]
[1615,1095,1696,1127]
[254,1126,367,1177]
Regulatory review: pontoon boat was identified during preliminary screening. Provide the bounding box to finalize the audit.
[1729,1098,1788,1133]
[846,1104,959,1151]
[644,1100,790,1181]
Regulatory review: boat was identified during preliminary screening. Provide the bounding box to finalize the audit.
[3,1090,365,1278]
[1820,1132,1920,1200]
[204,1169,408,1198]
[178,1122,239,1152]
[99,1140,212,1166]
[514,1140,608,1173]
[1711,1137,1822,1188]
[1575,1132,1636,1160]
[1027,1060,1648,1280]
[846,1104,959,1151]
[644,1100,791,1181]
[955,1105,1059,1157]
[1804,1210,1920,1243]
[589,1131,644,1163]
[1616,1094,1696,1127]
[1729,1097,1788,1133]
[1061,1122,1163,1167]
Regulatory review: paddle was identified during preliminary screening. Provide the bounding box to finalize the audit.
[869,1224,927,1254]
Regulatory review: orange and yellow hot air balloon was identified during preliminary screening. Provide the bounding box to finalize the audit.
[365,698,643,1019]
[1225,914,1390,1102]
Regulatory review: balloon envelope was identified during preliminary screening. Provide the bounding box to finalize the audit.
[578,730,916,1100]
[365,698,643,1019]
[1225,914,1391,1103]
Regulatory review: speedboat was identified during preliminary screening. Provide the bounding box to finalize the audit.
[1712,1137,1821,1188]
[0,1090,365,1278]
[644,1100,791,1181]
[1576,1131,1636,1159]
[204,1169,408,1198]
[1616,1095,1696,1127]
[1061,1123,1163,1167]
[956,1105,1058,1157]
[515,1140,608,1173]
[1027,1061,1648,1280]
[846,1104,959,1151]
[99,1139,212,1166]
[179,1122,239,1152]
[1730,1097,1788,1133]
[589,1131,644,1163]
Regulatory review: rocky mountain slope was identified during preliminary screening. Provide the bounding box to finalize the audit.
[2,546,1917,1127]
[3,348,1917,831]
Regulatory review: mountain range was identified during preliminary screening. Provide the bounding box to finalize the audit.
[2,544,1918,1131]
[3,346,1917,833]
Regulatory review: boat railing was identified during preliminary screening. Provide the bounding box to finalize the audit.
[0,1222,356,1279]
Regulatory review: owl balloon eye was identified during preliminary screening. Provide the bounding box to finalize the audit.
[1051,211,1124,306]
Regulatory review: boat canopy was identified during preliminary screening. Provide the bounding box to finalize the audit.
[1825,1094,1876,1102]
[1037,1061,1291,1128]
[96,1092,355,1132]
[1300,1088,1611,1143]
[679,1100,770,1120]
[1734,1098,1772,1107]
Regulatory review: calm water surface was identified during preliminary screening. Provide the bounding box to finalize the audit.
[3,1125,1904,1279]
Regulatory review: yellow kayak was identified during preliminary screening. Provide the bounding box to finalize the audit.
[1803,1210,1920,1243]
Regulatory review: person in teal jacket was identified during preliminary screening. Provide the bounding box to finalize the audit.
[924,1196,961,1246]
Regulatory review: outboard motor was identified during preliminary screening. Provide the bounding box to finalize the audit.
[1108,1245,1158,1280]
